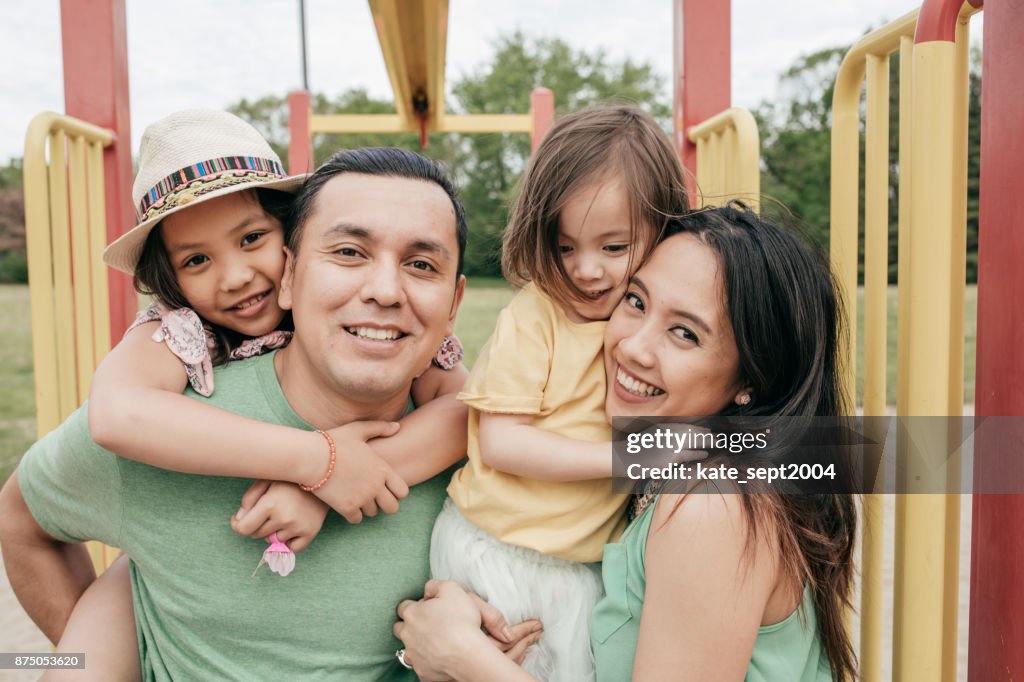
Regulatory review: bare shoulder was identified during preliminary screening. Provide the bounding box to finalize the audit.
[649,486,748,544]
[646,486,781,594]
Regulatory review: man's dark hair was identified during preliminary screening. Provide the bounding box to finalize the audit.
[288,147,468,278]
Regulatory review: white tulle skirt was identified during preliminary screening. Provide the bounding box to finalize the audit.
[430,498,602,682]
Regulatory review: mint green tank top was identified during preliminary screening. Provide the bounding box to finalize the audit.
[590,497,833,681]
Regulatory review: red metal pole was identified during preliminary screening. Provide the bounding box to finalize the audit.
[674,0,731,207]
[530,87,554,153]
[60,0,135,340]
[287,90,313,174]
[968,1,1024,679]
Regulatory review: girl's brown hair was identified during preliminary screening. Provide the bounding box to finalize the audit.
[502,105,689,310]
[133,188,294,365]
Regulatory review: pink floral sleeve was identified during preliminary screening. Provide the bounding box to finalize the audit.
[128,302,295,396]
[128,302,217,396]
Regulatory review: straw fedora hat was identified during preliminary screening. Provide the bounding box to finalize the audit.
[103,109,306,274]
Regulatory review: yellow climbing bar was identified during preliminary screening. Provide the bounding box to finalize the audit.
[687,106,760,211]
[829,3,980,679]
[24,112,114,437]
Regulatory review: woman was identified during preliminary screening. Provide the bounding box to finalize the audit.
[393,204,858,681]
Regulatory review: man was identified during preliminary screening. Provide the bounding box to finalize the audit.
[0,147,468,679]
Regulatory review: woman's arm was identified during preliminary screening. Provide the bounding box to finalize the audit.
[477,413,610,481]
[371,362,470,485]
[631,492,781,681]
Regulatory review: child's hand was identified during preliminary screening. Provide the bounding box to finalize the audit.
[231,480,328,552]
[311,421,411,524]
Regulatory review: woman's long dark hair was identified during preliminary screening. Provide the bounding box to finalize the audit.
[133,188,294,364]
[665,203,857,681]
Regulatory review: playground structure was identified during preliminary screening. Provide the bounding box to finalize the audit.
[20,0,1023,679]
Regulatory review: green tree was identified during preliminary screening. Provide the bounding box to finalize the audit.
[754,46,847,249]
[449,32,670,275]
[0,158,23,189]
[755,40,981,283]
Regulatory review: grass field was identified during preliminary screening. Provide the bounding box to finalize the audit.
[0,286,37,484]
[0,282,978,482]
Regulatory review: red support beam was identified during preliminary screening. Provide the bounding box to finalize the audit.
[674,0,731,207]
[60,0,135,340]
[968,2,1024,680]
[530,87,554,153]
[288,90,313,175]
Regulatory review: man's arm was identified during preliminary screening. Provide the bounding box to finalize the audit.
[0,472,96,644]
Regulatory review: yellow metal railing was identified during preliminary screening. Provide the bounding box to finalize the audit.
[687,106,760,211]
[829,3,979,679]
[23,112,117,571]
[311,113,534,135]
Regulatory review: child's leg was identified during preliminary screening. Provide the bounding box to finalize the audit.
[43,554,140,682]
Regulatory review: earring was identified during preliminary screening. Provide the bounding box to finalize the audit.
[736,393,752,406]
[433,335,464,370]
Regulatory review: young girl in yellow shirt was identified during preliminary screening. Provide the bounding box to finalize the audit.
[433,105,689,682]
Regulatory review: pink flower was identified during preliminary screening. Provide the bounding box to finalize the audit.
[252,533,295,577]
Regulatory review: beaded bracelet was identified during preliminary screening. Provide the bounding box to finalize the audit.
[299,429,336,492]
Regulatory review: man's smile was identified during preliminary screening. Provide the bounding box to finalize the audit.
[343,325,408,341]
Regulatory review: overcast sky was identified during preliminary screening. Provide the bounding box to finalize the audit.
[2,0,979,163]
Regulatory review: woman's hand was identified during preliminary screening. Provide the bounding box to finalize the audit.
[231,480,328,552]
[393,580,543,681]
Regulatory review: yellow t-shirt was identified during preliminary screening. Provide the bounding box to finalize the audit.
[447,283,628,562]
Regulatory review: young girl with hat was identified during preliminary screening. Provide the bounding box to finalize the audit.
[52,110,469,675]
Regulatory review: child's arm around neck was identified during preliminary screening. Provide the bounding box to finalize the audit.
[88,321,325,485]
[88,322,470,490]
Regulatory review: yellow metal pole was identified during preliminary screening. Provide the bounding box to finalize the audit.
[732,110,760,212]
[893,35,964,682]
[940,15,971,682]
[87,139,112,365]
[424,0,448,131]
[311,114,405,134]
[368,0,415,130]
[829,58,865,411]
[23,114,62,437]
[687,108,762,208]
[860,51,891,682]
[897,36,914,419]
[25,114,117,574]
[864,54,889,416]
[439,114,532,134]
[723,130,735,205]
[310,113,534,135]
[695,138,708,207]
[829,14,919,678]
[706,131,721,202]
[68,134,95,405]
[46,130,78,421]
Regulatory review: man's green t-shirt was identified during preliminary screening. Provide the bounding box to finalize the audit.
[18,351,452,681]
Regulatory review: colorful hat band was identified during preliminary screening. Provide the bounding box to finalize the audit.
[136,155,286,221]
